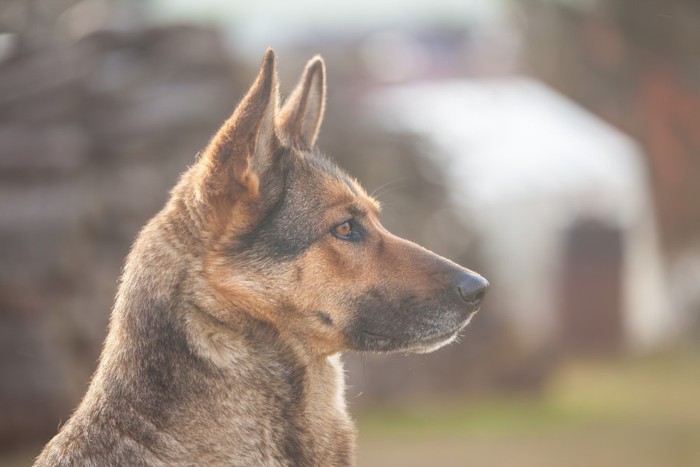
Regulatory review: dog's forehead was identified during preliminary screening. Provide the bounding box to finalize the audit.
[291,152,380,214]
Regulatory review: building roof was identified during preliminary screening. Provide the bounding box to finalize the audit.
[369,77,647,226]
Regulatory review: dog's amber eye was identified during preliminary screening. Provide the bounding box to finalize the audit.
[334,221,352,238]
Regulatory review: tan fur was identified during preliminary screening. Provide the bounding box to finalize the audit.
[35,49,488,466]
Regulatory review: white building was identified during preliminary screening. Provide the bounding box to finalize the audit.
[369,77,674,352]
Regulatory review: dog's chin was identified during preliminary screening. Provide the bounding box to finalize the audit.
[400,330,460,354]
[350,314,475,354]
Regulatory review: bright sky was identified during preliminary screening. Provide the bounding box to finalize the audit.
[148,0,506,56]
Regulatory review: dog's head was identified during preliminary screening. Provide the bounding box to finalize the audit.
[182,50,488,355]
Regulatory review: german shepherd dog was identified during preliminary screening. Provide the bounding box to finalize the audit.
[35,50,488,466]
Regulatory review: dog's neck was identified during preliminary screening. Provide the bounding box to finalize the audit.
[73,216,355,464]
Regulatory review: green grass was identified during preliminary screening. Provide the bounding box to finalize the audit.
[356,345,700,467]
[358,397,598,438]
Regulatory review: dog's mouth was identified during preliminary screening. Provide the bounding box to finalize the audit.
[353,311,477,354]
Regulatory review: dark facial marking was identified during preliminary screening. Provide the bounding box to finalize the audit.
[233,157,317,261]
[316,311,334,326]
[233,150,364,263]
[347,287,469,352]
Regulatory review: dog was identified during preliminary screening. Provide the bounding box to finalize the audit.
[35,49,488,466]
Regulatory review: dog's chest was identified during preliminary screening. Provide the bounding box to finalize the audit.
[302,355,356,465]
[275,354,355,466]
[194,352,355,466]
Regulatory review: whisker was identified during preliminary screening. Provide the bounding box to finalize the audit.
[370,178,405,200]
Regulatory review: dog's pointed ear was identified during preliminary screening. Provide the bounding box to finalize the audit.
[277,55,326,149]
[199,49,280,200]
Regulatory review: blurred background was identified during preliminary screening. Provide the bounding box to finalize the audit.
[1,0,699,465]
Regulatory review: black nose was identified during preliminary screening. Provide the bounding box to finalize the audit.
[457,273,489,307]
